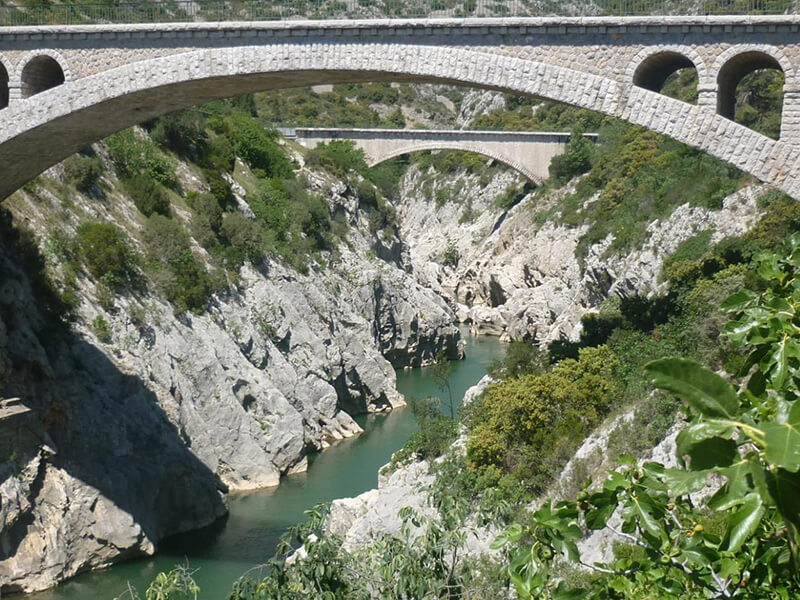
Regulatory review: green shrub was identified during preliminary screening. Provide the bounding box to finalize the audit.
[441,238,460,267]
[227,113,294,177]
[392,396,458,468]
[221,212,264,265]
[298,192,334,251]
[106,128,177,187]
[142,214,213,314]
[63,154,103,193]
[203,169,235,208]
[366,155,409,199]
[150,108,208,161]
[162,249,215,315]
[488,340,547,379]
[305,140,368,176]
[91,315,112,343]
[142,214,190,266]
[123,175,170,217]
[248,179,291,237]
[75,222,138,288]
[189,193,223,249]
[356,180,379,209]
[203,135,236,173]
[435,187,451,209]
[466,345,620,493]
[355,82,400,105]
[548,130,594,184]
[383,108,406,128]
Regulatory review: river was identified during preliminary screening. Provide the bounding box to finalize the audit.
[27,330,504,600]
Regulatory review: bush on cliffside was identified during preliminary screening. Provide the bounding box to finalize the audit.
[75,222,138,289]
[305,140,368,177]
[106,128,177,188]
[62,154,103,194]
[142,215,214,314]
[548,130,595,185]
[466,345,620,493]
[123,175,171,217]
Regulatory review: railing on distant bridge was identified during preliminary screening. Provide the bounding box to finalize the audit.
[0,0,798,26]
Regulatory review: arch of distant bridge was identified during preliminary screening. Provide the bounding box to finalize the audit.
[366,142,546,184]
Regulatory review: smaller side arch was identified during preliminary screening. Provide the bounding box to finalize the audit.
[627,46,710,98]
[0,51,13,109]
[712,45,793,122]
[13,50,71,99]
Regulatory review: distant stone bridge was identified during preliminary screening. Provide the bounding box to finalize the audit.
[2,16,800,199]
[289,128,598,183]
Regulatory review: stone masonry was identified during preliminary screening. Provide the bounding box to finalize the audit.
[0,16,800,199]
[293,128,599,182]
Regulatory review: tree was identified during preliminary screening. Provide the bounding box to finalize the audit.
[548,129,594,185]
[75,222,138,288]
[494,237,800,599]
[431,349,455,419]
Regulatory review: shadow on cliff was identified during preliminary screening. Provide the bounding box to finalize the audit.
[0,209,227,589]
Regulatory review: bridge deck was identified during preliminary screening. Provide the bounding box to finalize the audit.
[292,128,599,141]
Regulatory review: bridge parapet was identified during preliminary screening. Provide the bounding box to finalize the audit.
[0,0,798,25]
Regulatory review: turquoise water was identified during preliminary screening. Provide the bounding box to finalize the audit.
[28,330,504,600]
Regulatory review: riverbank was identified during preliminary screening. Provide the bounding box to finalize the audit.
[24,330,503,600]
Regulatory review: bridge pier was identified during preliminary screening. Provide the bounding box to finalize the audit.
[782,88,800,144]
[696,87,716,110]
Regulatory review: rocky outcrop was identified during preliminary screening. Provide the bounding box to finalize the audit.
[395,161,766,342]
[0,240,226,594]
[323,377,498,560]
[354,264,464,368]
[0,143,463,591]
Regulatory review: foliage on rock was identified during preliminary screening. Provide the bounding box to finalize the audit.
[494,239,800,599]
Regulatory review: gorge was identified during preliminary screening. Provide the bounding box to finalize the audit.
[0,30,797,598]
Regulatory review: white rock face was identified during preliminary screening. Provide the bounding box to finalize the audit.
[396,165,766,343]
[327,460,436,552]
[0,247,226,594]
[0,152,463,592]
[324,379,500,560]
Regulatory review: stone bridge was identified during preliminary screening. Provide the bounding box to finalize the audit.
[2,16,800,199]
[290,128,598,183]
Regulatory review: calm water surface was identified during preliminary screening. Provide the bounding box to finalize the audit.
[29,329,504,600]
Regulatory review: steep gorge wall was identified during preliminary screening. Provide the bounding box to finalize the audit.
[0,137,463,593]
[396,164,766,342]
[0,227,227,593]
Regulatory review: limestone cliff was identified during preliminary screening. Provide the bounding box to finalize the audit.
[396,162,766,342]
[0,226,226,594]
[0,137,461,592]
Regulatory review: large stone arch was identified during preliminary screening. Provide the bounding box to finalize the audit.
[0,42,798,200]
[366,141,547,183]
